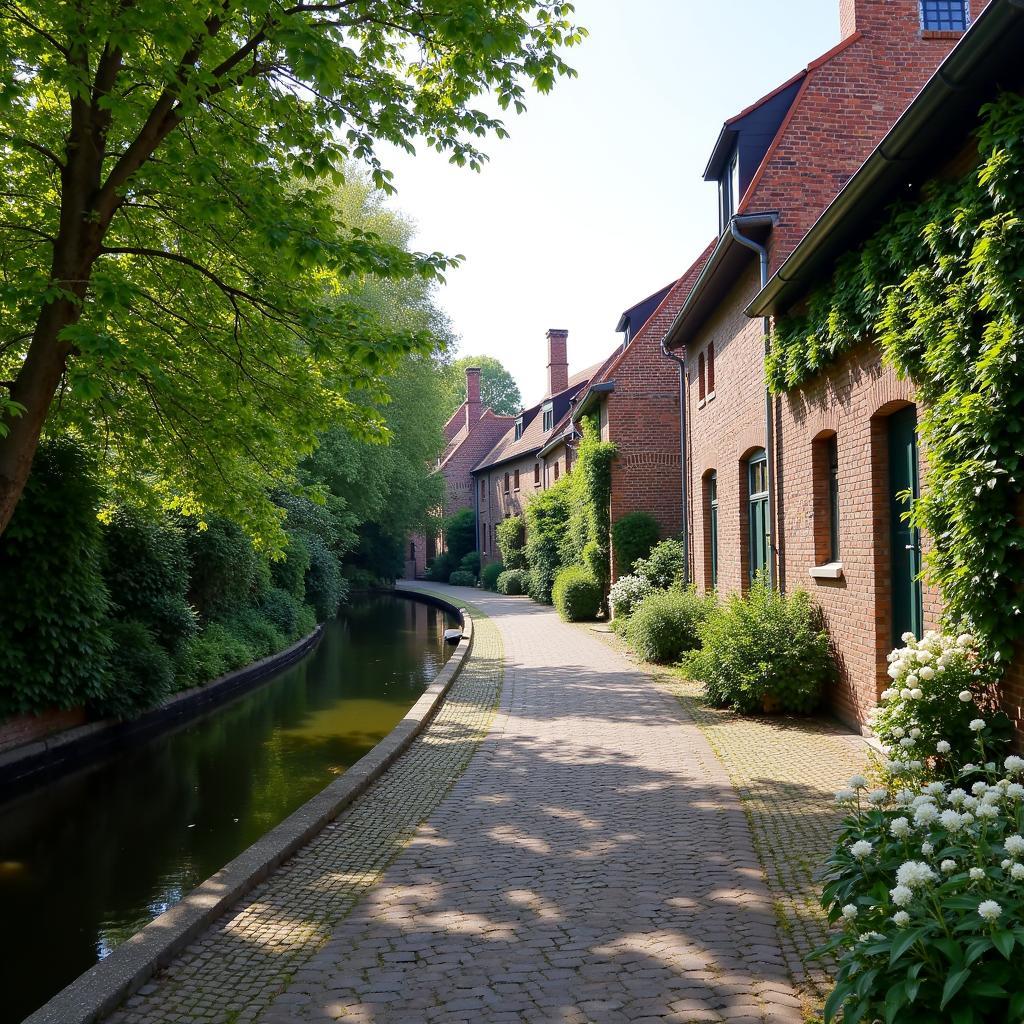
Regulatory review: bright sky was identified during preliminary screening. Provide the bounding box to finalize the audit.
[384,0,839,404]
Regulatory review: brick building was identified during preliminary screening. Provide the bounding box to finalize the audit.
[658,0,992,728]
[746,0,1024,733]
[474,330,606,567]
[405,367,512,578]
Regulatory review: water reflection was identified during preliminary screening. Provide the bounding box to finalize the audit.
[0,593,454,1024]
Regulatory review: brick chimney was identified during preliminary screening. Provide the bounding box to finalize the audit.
[840,0,938,38]
[546,329,569,396]
[465,366,481,429]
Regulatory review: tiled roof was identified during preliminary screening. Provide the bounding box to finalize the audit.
[439,409,514,473]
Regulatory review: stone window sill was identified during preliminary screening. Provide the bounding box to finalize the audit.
[707,389,716,402]
[922,29,964,39]
[809,561,844,580]
[698,398,706,409]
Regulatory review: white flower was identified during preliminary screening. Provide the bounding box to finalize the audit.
[912,794,936,807]
[892,910,911,926]
[848,775,869,790]
[910,728,922,739]
[919,666,935,680]
[977,804,1000,820]
[890,884,914,907]
[959,691,973,703]
[921,841,934,856]
[941,859,957,873]
[913,803,939,826]
[947,789,967,806]
[1003,859,1013,870]
[835,788,858,803]
[889,817,912,838]
[887,664,901,679]
[936,740,951,755]
[1005,755,1024,774]
[1007,783,1024,799]
[892,726,906,738]
[924,782,945,796]
[906,674,919,686]
[859,931,884,943]
[982,789,1002,805]
[896,861,937,888]
[972,781,989,796]
[880,688,895,701]
[970,719,987,732]
[957,633,974,646]
[1004,834,1024,857]
[909,688,923,700]
[1011,863,1024,880]
[841,904,859,921]
[867,789,888,804]
[850,839,873,860]
[978,900,1002,922]
[961,812,975,825]
[962,764,979,775]
[970,868,986,881]
[911,761,924,771]
[940,809,965,832]
[900,737,916,749]
[895,789,915,805]
[902,632,916,643]
[900,688,913,699]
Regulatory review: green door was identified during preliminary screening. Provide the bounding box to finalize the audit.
[748,450,769,584]
[888,406,923,643]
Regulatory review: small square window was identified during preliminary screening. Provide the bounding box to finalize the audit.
[921,0,968,31]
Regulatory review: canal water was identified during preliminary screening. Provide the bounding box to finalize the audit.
[0,592,456,1024]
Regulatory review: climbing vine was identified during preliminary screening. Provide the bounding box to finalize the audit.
[768,91,1024,664]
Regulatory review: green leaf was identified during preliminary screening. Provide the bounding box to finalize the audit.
[940,968,971,1010]
[991,930,1015,958]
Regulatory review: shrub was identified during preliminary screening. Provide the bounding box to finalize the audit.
[497,568,529,595]
[625,587,715,665]
[496,514,527,570]
[552,566,601,622]
[632,538,686,590]
[445,508,477,564]
[425,551,456,582]
[609,574,652,619]
[103,508,196,652]
[525,483,570,603]
[91,620,175,719]
[447,569,476,587]
[0,438,113,716]
[688,582,830,714]
[343,566,379,591]
[819,733,1024,1024]
[186,516,266,621]
[175,621,253,688]
[259,587,310,640]
[481,562,504,591]
[271,532,311,601]
[303,534,346,621]
[459,550,480,579]
[223,607,287,660]
[870,629,1010,775]
[612,512,660,576]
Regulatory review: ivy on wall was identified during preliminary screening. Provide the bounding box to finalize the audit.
[768,92,1024,663]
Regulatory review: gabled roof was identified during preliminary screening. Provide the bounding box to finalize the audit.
[438,408,514,473]
[614,281,675,334]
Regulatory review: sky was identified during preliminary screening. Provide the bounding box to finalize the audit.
[383,0,840,404]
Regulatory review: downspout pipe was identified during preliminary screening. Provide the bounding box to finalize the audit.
[661,339,691,585]
[729,218,777,590]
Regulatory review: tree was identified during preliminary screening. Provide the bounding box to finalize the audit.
[443,355,524,417]
[0,1,585,542]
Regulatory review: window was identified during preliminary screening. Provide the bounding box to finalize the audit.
[565,447,573,473]
[812,434,840,565]
[554,461,560,481]
[541,402,554,432]
[480,478,485,500]
[698,352,706,403]
[921,0,968,30]
[718,146,740,232]
[481,524,486,553]
[747,449,769,583]
[513,468,520,491]
[534,462,540,485]
[514,417,524,441]
[706,471,718,589]
[707,342,716,394]
[503,472,510,494]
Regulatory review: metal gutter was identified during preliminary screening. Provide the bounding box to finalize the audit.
[747,0,1024,318]
[573,380,614,421]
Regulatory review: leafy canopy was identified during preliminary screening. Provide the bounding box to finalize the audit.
[443,355,524,417]
[0,0,584,544]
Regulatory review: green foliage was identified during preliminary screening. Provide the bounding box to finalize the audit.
[632,538,686,590]
[608,574,653,619]
[497,568,530,595]
[175,622,252,689]
[448,570,477,587]
[186,516,267,622]
[459,551,481,579]
[303,534,347,622]
[272,534,311,602]
[92,621,175,720]
[259,587,313,642]
[612,512,660,576]
[768,93,1024,667]
[818,736,1024,1024]
[102,507,197,652]
[552,565,601,623]
[222,607,288,662]
[443,355,523,417]
[0,1,584,545]
[688,581,830,714]
[445,508,477,566]
[624,588,715,665]
[524,479,571,603]
[425,551,456,582]
[0,439,112,716]
[481,562,504,591]
[496,514,527,570]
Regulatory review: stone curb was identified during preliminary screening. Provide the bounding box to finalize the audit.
[23,597,473,1024]
[0,625,325,793]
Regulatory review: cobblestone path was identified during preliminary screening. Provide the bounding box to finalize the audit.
[109,587,804,1024]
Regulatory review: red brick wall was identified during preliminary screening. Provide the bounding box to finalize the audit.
[477,453,546,568]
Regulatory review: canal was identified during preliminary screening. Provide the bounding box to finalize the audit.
[0,592,456,1024]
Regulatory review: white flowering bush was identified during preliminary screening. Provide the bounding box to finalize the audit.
[819,733,1024,1023]
[870,630,1009,774]
[609,574,652,619]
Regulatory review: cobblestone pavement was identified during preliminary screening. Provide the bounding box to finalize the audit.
[110,587,806,1024]
[591,626,871,1016]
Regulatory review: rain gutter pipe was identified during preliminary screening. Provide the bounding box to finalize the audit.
[660,339,691,585]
